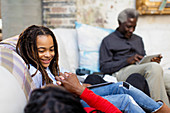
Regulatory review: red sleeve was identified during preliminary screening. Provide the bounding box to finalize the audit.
[80,88,122,113]
[84,107,96,113]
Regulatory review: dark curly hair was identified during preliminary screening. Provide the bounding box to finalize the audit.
[24,85,87,113]
[16,25,60,85]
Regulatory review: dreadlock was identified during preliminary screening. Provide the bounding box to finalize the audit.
[16,25,60,85]
[24,85,87,113]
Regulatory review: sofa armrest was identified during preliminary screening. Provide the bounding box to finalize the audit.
[0,66,26,113]
[0,47,36,100]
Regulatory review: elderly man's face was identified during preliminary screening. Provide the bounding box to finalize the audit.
[119,18,137,39]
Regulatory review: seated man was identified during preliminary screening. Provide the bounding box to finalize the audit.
[99,8,170,106]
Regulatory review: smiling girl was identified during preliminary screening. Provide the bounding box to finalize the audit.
[16,25,60,88]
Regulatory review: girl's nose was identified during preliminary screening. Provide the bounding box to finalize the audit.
[45,51,50,57]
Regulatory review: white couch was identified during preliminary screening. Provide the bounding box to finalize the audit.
[52,23,170,77]
[0,22,170,113]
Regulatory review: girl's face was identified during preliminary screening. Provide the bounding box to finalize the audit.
[36,35,55,68]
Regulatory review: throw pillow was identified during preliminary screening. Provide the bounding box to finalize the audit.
[75,22,114,73]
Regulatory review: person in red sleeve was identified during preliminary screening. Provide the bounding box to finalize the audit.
[24,84,122,113]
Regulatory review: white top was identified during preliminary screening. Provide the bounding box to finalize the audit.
[28,64,68,88]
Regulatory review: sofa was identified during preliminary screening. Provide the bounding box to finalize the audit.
[0,22,170,113]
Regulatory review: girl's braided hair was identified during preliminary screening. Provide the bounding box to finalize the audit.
[16,25,60,85]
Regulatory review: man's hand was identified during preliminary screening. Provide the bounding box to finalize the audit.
[82,83,91,87]
[55,72,86,96]
[151,54,162,63]
[127,54,143,64]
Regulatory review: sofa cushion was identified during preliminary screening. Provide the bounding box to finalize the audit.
[75,22,114,73]
[52,28,79,73]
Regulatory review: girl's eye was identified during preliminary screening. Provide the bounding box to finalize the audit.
[50,48,54,51]
[38,50,45,53]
